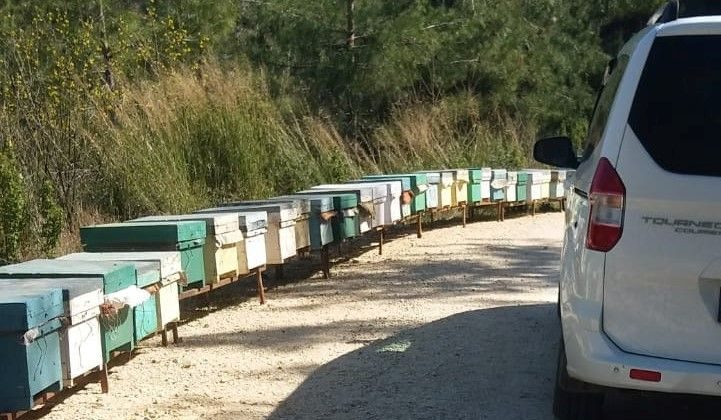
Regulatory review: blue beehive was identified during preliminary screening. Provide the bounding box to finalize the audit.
[0,287,64,412]
[491,169,508,201]
[0,260,136,362]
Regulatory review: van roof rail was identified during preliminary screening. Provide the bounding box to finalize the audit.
[648,0,721,26]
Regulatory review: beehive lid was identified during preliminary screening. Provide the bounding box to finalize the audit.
[334,183,388,201]
[0,259,136,294]
[416,171,440,183]
[448,169,470,182]
[551,170,567,182]
[389,173,428,188]
[308,185,374,203]
[507,171,519,183]
[480,167,492,181]
[203,203,297,223]
[0,287,64,333]
[516,171,529,184]
[58,252,182,280]
[235,199,310,216]
[356,179,403,198]
[130,214,239,235]
[294,191,358,209]
[360,175,412,191]
[467,169,482,183]
[81,221,206,248]
[278,194,334,213]
[525,169,552,183]
[201,210,269,233]
[492,169,508,179]
[0,278,103,321]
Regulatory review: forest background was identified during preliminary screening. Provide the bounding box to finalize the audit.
[0,0,661,262]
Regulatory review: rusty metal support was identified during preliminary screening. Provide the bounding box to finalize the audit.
[416,212,423,238]
[378,228,384,256]
[256,269,267,305]
[321,245,331,279]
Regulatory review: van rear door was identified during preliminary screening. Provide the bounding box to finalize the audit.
[603,33,721,365]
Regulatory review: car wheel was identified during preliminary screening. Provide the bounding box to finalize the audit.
[552,341,604,420]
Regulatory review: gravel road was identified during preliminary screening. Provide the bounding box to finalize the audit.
[32,211,721,420]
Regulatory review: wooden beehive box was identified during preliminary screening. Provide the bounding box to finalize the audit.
[491,169,508,202]
[0,278,103,389]
[58,252,182,331]
[525,170,552,200]
[351,179,403,223]
[362,174,428,215]
[505,171,518,202]
[516,171,529,202]
[0,260,136,362]
[305,185,375,233]
[0,287,64,412]
[277,195,336,250]
[239,199,311,252]
[448,169,470,206]
[358,175,413,218]
[235,211,269,274]
[130,214,242,285]
[80,221,207,289]
[551,170,568,198]
[200,205,296,266]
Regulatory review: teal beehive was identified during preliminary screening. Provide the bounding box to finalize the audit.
[0,287,64,412]
[0,260,136,362]
[130,262,160,342]
[275,195,336,250]
[80,221,207,289]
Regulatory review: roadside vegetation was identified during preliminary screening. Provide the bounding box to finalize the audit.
[0,0,660,263]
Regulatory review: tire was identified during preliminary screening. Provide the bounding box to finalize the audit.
[552,342,604,420]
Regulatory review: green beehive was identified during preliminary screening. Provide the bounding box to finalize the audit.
[0,260,136,362]
[295,191,359,240]
[467,168,483,204]
[130,262,160,342]
[516,171,529,202]
[80,221,207,289]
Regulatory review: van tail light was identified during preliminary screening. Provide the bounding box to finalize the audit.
[586,158,626,252]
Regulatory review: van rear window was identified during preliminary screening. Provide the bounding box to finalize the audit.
[629,35,721,177]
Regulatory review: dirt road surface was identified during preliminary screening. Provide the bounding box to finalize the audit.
[33,212,721,420]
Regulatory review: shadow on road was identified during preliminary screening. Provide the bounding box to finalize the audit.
[261,303,721,420]
[268,304,559,420]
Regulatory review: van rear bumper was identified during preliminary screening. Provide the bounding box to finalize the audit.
[565,321,721,396]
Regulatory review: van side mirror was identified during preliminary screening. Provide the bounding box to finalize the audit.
[533,137,579,169]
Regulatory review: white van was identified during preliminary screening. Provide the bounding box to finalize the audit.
[534,2,721,418]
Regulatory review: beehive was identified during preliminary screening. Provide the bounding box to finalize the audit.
[199,204,296,265]
[550,170,568,198]
[0,288,64,412]
[0,278,103,389]
[130,214,242,284]
[238,199,311,251]
[303,185,375,233]
[80,221,207,289]
[58,252,182,331]
[449,169,470,206]
[491,169,508,202]
[275,195,336,250]
[505,171,518,202]
[358,175,413,218]
[0,260,136,362]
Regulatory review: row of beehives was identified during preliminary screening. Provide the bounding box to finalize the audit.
[0,167,570,414]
